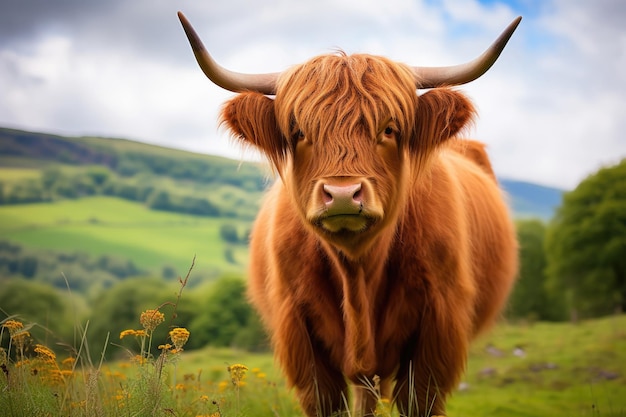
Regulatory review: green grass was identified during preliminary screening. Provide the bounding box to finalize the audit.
[447,316,626,417]
[136,315,626,417]
[0,196,251,278]
[2,302,625,416]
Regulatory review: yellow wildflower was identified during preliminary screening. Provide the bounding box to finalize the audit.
[158,343,172,351]
[34,344,56,362]
[169,327,190,350]
[120,329,136,339]
[228,363,248,386]
[199,395,210,402]
[120,329,147,339]
[61,357,76,369]
[139,309,165,332]
[2,319,24,335]
[60,370,74,378]
[44,369,66,386]
[11,330,30,350]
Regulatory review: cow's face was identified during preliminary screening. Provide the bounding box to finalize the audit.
[222,54,474,256]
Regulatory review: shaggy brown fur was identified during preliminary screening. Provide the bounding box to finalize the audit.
[221,53,518,417]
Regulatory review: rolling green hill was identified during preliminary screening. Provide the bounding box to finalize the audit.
[0,196,250,277]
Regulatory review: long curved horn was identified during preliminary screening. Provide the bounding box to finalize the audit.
[178,11,279,94]
[413,16,522,88]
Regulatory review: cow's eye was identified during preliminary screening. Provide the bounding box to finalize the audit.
[380,125,397,143]
[293,130,305,142]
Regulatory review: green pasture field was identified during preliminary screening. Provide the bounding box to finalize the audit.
[0,166,42,181]
[0,196,251,279]
[448,316,626,416]
[166,316,626,417]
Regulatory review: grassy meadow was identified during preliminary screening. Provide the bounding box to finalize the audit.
[0,196,252,279]
[2,308,625,417]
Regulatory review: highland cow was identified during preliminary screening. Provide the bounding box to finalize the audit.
[179,12,520,416]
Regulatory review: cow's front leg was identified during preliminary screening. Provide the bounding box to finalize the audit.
[394,362,447,417]
[296,353,348,417]
[393,318,470,416]
[352,377,380,417]
[273,302,348,416]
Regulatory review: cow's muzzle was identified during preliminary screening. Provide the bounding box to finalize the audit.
[308,178,383,233]
[322,183,363,216]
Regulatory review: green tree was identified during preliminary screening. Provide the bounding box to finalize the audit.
[219,224,240,244]
[188,275,265,350]
[87,277,186,360]
[545,159,626,320]
[86,166,111,186]
[0,280,72,351]
[41,166,63,190]
[508,220,566,321]
[147,190,172,211]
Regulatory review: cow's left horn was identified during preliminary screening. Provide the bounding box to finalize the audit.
[413,16,522,88]
[178,11,279,95]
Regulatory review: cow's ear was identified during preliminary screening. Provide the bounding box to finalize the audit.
[411,88,475,154]
[221,92,288,171]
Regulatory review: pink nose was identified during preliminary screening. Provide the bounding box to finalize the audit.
[322,183,363,214]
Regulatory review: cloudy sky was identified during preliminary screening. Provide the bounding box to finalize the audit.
[1,0,625,189]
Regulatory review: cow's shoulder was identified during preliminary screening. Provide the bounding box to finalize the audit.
[444,139,496,180]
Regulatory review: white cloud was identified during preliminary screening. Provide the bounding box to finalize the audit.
[1,0,625,189]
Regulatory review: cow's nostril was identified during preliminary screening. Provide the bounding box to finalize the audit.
[322,187,334,204]
[322,183,363,210]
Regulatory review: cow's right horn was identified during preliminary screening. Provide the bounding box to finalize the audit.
[413,16,522,88]
[178,11,279,95]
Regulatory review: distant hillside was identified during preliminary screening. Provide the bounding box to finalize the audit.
[501,179,563,220]
[0,127,266,188]
[0,127,562,219]
[0,127,268,220]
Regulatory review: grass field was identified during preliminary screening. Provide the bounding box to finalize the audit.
[445,316,626,416]
[0,196,251,279]
[0,166,42,181]
[171,316,626,417]
[2,285,625,416]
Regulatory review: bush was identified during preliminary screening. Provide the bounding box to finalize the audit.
[0,280,73,349]
[220,224,240,244]
[87,277,196,360]
[188,275,267,350]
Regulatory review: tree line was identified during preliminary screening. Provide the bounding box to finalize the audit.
[0,165,260,219]
[0,274,268,361]
[509,159,626,322]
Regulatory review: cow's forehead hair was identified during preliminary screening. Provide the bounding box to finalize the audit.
[274,52,418,142]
